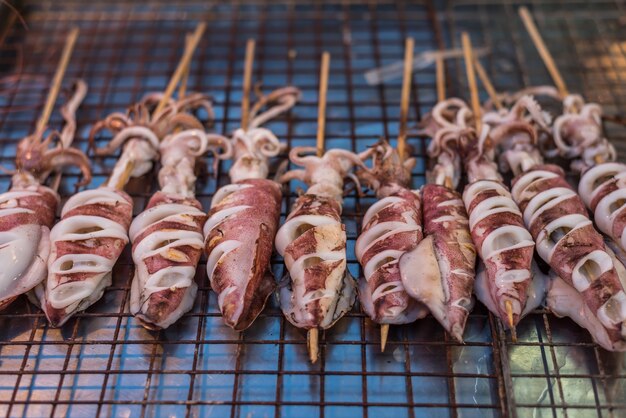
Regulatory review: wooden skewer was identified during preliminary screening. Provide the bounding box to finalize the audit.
[174,34,192,135]
[112,28,201,191]
[178,35,192,101]
[473,57,503,111]
[307,52,331,364]
[380,323,390,353]
[36,27,80,137]
[40,28,80,192]
[316,52,330,158]
[461,32,482,133]
[114,160,135,191]
[241,39,256,131]
[436,55,445,103]
[518,7,569,97]
[308,328,319,364]
[397,37,414,162]
[504,300,517,342]
[153,22,206,116]
[434,50,454,190]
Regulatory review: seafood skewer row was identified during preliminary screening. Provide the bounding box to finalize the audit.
[357,99,476,341]
[0,81,91,311]
[275,147,363,354]
[33,94,205,326]
[129,126,231,329]
[511,164,626,350]
[205,86,301,331]
[481,88,626,350]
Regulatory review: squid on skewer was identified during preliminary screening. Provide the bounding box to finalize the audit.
[32,93,208,326]
[356,141,428,343]
[447,99,536,336]
[275,147,363,359]
[129,123,231,329]
[0,81,91,311]
[204,87,300,331]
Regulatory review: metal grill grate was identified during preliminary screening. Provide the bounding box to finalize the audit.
[0,1,625,417]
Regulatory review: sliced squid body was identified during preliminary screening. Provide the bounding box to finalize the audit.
[276,194,356,330]
[36,188,133,326]
[129,192,206,329]
[0,183,58,310]
[462,179,535,327]
[512,164,626,349]
[205,179,281,331]
[356,188,428,325]
[399,184,476,341]
[579,162,626,252]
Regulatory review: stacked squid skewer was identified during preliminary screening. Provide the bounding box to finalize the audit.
[356,38,476,346]
[32,93,208,326]
[399,100,478,342]
[1,80,91,311]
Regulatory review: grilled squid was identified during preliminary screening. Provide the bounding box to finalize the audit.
[512,165,626,350]
[129,129,231,329]
[0,81,90,311]
[579,162,626,255]
[400,184,476,341]
[456,107,535,331]
[34,93,204,326]
[205,86,300,330]
[356,141,428,329]
[275,147,362,334]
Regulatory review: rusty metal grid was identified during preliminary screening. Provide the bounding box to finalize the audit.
[0,1,624,418]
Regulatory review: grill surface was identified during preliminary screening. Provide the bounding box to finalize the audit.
[0,1,625,417]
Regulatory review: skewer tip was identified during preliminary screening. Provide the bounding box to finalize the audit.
[380,324,390,352]
[504,300,517,342]
[307,328,319,364]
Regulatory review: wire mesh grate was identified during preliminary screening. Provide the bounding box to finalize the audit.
[0,1,625,417]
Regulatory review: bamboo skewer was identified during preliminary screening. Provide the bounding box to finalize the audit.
[434,51,454,190]
[473,58,503,111]
[111,25,204,191]
[153,22,206,116]
[397,37,414,162]
[36,28,79,137]
[316,52,330,158]
[307,51,331,364]
[39,28,80,192]
[518,7,569,97]
[462,33,517,340]
[461,33,482,132]
[436,55,445,103]
[241,39,256,131]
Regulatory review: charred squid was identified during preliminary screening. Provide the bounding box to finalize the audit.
[204,87,300,331]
